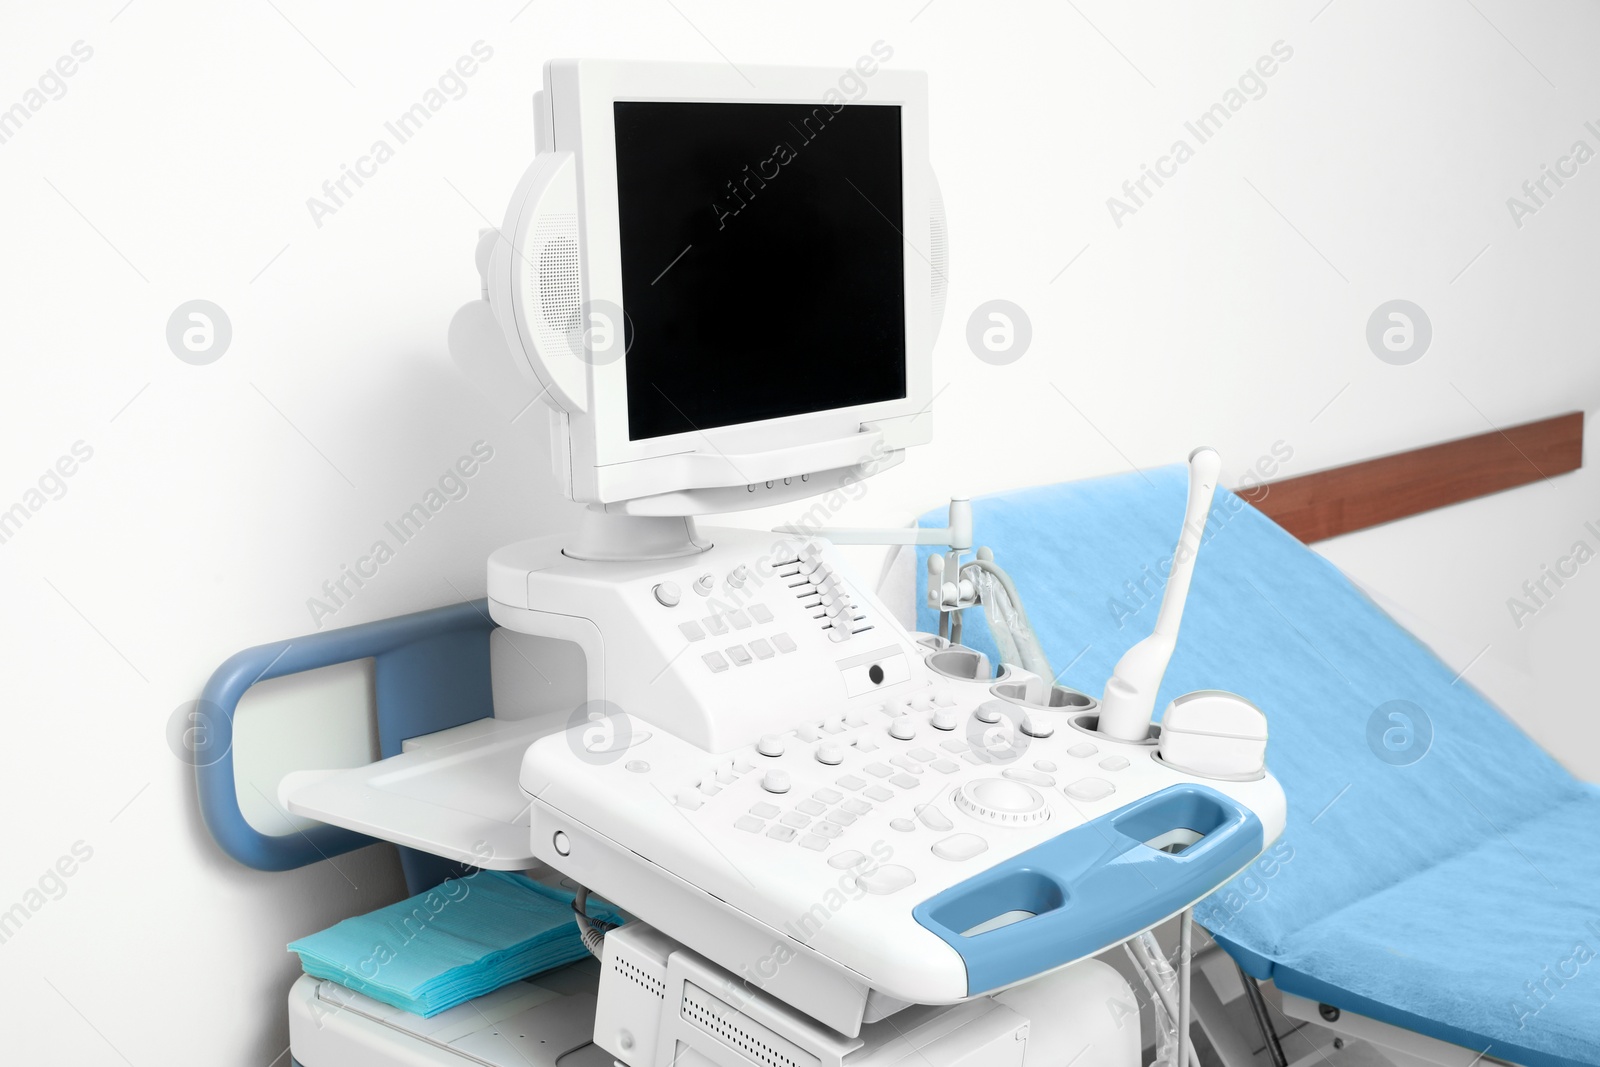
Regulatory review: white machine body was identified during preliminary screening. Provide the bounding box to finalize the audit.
[497,527,1287,1031]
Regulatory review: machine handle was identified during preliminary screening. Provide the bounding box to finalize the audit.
[912,785,1263,995]
[193,600,496,873]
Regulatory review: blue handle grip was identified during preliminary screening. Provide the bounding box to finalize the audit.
[912,784,1263,995]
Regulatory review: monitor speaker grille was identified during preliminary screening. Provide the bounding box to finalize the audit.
[532,213,581,354]
[928,182,948,332]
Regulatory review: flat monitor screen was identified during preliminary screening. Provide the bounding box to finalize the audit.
[612,100,907,442]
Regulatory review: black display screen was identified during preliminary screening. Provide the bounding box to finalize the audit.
[612,101,906,441]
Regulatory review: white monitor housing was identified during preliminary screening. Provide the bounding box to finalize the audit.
[451,59,946,519]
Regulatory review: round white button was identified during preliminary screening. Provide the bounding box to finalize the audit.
[728,565,749,588]
[553,831,571,856]
[931,708,958,731]
[653,581,681,607]
[762,770,791,794]
[889,717,916,741]
[1021,713,1054,738]
[816,742,845,765]
[693,573,714,596]
[975,701,1006,724]
[757,734,785,757]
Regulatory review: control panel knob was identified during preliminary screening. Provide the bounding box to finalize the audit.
[931,707,958,731]
[728,565,749,588]
[828,623,852,643]
[933,689,957,708]
[953,778,1051,825]
[845,709,868,728]
[692,573,714,596]
[975,700,1006,725]
[653,581,681,607]
[816,741,845,765]
[888,717,916,741]
[757,733,786,758]
[1021,712,1054,738]
[761,770,792,794]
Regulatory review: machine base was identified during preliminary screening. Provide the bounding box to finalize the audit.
[288,927,1141,1067]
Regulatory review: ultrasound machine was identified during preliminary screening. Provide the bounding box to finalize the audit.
[281,58,1287,1067]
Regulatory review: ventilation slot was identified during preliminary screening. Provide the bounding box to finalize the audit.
[612,954,665,1001]
[681,983,819,1067]
[532,213,581,356]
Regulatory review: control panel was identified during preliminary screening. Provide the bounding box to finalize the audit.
[514,532,1287,1006]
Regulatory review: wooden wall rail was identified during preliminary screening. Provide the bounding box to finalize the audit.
[1233,411,1585,543]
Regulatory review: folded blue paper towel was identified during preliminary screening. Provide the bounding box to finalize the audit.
[289,871,623,1017]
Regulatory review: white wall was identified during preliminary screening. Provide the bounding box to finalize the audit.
[0,2,1595,1064]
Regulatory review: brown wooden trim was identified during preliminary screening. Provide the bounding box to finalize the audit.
[1233,411,1585,543]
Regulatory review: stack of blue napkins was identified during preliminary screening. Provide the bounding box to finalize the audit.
[288,871,623,1017]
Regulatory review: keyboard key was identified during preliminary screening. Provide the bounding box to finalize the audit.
[773,632,797,653]
[863,785,893,802]
[726,645,752,666]
[749,638,774,659]
[735,815,764,833]
[1003,768,1055,787]
[1099,755,1130,771]
[1065,777,1115,801]
[813,787,843,803]
[728,610,752,630]
[705,614,729,635]
[842,798,872,815]
[931,759,960,774]
[749,604,774,623]
[891,773,919,789]
[909,747,937,762]
[864,763,893,778]
[941,739,969,753]
[856,864,916,895]
[826,810,857,826]
[702,652,729,673]
[679,621,705,641]
[766,825,796,842]
[915,804,953,831]
[835,774,867,791]
[750,802,779,819]
[781,811,810,828]
[931,833,989,861]
[814,822,842,839]
[798,834,828,851]
[890,818,915,832]
[797,799,826,816]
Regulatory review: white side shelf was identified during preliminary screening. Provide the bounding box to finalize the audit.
[282,715,558,870]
